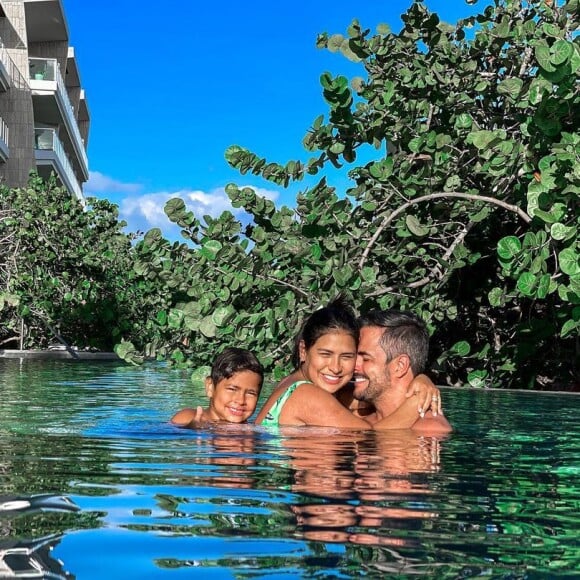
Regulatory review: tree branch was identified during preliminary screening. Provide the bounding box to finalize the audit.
[358,191,531,270]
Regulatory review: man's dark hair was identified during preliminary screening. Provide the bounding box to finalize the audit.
[358,310,429,375]
[291,295,359,368]
[211,347,264,388]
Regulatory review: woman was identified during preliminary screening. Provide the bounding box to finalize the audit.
[255,297,439,429]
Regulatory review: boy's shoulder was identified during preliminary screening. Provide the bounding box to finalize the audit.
[170,407,203,426]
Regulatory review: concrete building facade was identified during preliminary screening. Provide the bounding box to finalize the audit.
[0,0,89,203]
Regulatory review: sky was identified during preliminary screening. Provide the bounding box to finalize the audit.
[65,1,480,240]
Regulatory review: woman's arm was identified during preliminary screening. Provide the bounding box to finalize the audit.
[284,383,372,429]
[404,374,443,416]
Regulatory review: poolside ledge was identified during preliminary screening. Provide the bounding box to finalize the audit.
[0,349,120,361]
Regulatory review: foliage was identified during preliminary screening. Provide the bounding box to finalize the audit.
[0,174,150,350]
[119,0,578,389]
[220,0,580,386]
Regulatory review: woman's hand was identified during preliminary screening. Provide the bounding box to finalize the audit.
[405,374,442,417]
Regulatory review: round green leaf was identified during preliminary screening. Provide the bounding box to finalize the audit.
[467,369,488,388]
[550,223,576,242]
[212,306,233,327]
[550,39,573,66]
[536,274,551,299]
[190,365,211,383]
[517,272,537,296]
[469,130,494,150]
[559,248,579,276]
[497,78,523,99]
[199,315,217,338]
[164,198,186,221]
[451,340,471,356]
[454,113,472,129]
[560,319,579,339]
[332,265,354,287]
[406,215,429,237]
[488,287,504,307]
[497,236,521,260]
[168,309,184,329]
[535,43,556,72]
[361,266,377,283]
[199,240,222,260]
[570,44,580,74]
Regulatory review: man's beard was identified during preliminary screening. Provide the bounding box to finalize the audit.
[353,374,389,404]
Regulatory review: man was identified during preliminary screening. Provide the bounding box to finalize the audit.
[353,309,452,433]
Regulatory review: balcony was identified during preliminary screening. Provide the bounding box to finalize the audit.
[0,116,9,162]
[0,40,10,92]
[34,127,84,204]
[29,57,88,180]
[24,0,68,43]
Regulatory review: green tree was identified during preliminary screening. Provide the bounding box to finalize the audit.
[121,0,578,389]
[0,174,152,350]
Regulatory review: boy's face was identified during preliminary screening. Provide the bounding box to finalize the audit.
[205,370,262,423]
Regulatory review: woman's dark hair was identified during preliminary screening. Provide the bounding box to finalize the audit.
[211,347,264,388]
[291,296,359,368]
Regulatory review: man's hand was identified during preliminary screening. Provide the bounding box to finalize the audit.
[405,374,442,417]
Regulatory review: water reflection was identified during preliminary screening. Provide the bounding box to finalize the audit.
[0,534,72,579]
[0,360,578,577]
[287,430,444,552]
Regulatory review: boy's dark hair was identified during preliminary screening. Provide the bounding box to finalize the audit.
[291,295,359,368]
[211,347,264,388]
[358,309,429,375]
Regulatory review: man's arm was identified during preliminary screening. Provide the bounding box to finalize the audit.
[371,396,423,430]
[372,397,453,433]
[411,412,452,434]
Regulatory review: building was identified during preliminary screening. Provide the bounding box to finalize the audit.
[0,0,89,203]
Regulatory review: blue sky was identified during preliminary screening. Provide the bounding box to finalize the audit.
[65,0,479,239]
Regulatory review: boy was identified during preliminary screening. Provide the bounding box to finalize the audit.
[171,347,264,427]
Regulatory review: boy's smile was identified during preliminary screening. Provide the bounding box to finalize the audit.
[206,370,262,423]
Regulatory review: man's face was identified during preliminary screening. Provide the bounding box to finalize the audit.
[353,326,391,403]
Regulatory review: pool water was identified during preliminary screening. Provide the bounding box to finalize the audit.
[0,359,578,578]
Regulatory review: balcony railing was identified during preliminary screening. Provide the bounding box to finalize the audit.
[0,116,8,161]
[0,39,10,91]
[34,127,84,203]
[29,57,88,177]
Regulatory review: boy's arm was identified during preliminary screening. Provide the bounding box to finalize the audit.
[170,406,204,427]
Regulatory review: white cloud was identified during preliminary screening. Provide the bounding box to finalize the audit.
[85,171,141,194]
[85,172,281,239]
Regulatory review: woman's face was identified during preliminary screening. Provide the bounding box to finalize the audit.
[300,330,357,394]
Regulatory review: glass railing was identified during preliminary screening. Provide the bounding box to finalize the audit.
[0,116,8,145]
[0,116,8,159]
[29,57,88,173]
[34,127,83,201]
[0,38,10,90]
[29,57,57,82]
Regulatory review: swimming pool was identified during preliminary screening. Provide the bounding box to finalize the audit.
[0,359,578,578]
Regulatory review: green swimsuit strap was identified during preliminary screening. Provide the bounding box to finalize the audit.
[261,380,311,427]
